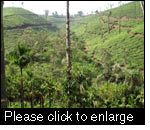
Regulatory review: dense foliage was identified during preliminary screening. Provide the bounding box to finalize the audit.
[3,1,144,108]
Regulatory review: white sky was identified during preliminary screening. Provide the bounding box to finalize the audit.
[4,1,132,15]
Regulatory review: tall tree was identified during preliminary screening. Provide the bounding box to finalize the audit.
[21,2,24,7]
[66,1,71,81]
[105,3,112,33]
[77,11,84,17]
[44,9,49,20]
[140,1,144,16]
[1,1,7,108]
[65,1,72,107]
[118,1,122,33]
[9,43,31,108]
[52,11,58,17]
[26,70,34,108]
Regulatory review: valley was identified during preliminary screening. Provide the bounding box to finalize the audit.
[2,1,144,108]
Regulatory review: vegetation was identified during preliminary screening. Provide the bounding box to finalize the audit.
[1,1,7,108]
[2,1,144,108]
[3,7,49,28]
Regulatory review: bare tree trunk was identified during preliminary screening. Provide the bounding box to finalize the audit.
[118,18,121,34]
[134,1,137,18]
[107,11,111,33]
[48,88,51,108]
[66,1,73,108]
[40,95,44,108]
[1,1,7,108]
[66,1,71,80]
[20,68,24,108]
[107,15,110,33]
[140,1,144,16]
[31,82,34,108]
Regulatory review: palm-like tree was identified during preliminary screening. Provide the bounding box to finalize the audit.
[1,1,7,108]
[9,43,31,108]
[26,70,34,108]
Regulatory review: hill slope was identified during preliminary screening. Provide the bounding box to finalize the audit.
[103,1,143,18]
[71,1,144,70]
[3,7,57,54]
[3,7,49,28]
[3,1,144,108]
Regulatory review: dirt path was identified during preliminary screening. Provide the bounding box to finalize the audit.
[5,23,52,30]
[135,33,144,37]
[102,15,141,21]
[99,15,144,38]
[131,33,144,37]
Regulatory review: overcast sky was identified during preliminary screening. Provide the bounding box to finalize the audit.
[4,1,132,15]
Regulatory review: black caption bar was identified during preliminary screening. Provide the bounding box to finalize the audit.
[0,108,145,125]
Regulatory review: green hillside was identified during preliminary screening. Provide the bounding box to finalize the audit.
[71,1,144,70]
[4,7,34,16]
[3,7,58,53]
[3,1,144,108]
[103,1,143,18]
[3,7,49,28]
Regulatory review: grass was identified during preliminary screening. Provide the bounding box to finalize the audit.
[71,1,144,71]
[3,7,48,28]
[131,24,144,34]
[3,7,34,16]
[103,1,143,18]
